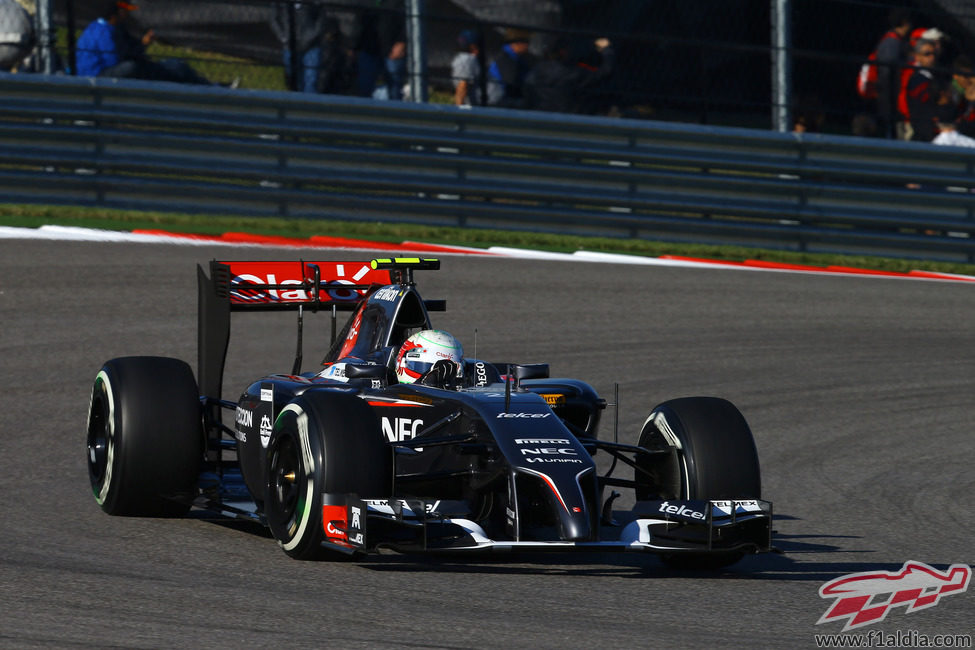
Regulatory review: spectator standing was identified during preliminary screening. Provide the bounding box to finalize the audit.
[870,9,912,139]
[351,0,406,100]
[379,1,406,100]
[896,26,947,139]
[487,28,534,108]
[523,36,614,114]
[0,0,33,71]
[951,57,975,138]
[270,1,327,93]
[76,0,212,84]
[451,29,482,106]
[906,38,941,142]
[316,16,352,94]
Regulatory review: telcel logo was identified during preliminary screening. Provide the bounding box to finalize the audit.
[658,501,706,520]
[497,412,551,419]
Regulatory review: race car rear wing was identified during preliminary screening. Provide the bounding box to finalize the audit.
[207,260,394,311]
[197,258,442,420]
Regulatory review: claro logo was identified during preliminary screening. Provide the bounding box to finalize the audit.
[231,273,308,301]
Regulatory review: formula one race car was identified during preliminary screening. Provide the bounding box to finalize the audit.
[86,258,772,567]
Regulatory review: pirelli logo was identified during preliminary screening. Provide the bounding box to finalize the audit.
[541,394,566,406]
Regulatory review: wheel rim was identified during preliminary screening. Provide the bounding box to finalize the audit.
[636,413,685,501]
[269,434,303,536]
[87,393,111,496]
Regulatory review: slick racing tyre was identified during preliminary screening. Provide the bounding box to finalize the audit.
[87,357,203,516]
[264,391,392,560]
[636,396,761,569]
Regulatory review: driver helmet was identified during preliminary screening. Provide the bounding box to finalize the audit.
[395,330,464,384]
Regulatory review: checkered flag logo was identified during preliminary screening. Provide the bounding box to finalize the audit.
[817,561,970,631]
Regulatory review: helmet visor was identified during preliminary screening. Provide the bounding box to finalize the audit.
[403,359,435,378]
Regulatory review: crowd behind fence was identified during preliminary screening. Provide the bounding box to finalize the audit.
[2,71,974,264]
[3,0,975,141]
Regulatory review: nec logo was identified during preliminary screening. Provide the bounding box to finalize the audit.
[381,417,424,442]
[817,561,971,631]
[520,447,577,456]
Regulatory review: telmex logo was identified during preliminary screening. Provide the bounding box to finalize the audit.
[817,561,971,631]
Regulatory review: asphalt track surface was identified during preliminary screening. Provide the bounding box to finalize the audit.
[1,240,973,648]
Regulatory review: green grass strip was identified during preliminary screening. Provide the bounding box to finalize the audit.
[2,203,975,276]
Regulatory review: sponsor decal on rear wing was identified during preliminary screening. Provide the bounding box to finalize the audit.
[212,260,393,310]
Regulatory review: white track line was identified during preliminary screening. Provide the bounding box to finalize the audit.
[2,225,973,282]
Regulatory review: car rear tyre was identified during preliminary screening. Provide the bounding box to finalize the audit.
[636,396,761,569]
[264,391,392,560]
[86,356,203,516]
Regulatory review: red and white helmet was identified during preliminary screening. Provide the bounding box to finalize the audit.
[395,330,464,384]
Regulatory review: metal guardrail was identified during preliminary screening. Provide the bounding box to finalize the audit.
[1,72,974,263]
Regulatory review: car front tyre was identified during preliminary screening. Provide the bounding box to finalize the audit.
[637,396,761,569]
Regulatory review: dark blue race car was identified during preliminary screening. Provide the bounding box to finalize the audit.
[86,257,772,567]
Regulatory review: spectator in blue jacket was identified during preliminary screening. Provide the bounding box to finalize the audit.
[487,29,534,108]
[76,0,211,84]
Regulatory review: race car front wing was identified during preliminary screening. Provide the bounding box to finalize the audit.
[319,495,773,556]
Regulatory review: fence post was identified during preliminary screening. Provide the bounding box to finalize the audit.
[66,0,76,74]
[406,0,427,102]
[35,0,54,73]
[286,1,299,91]
[771,0,792,132]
